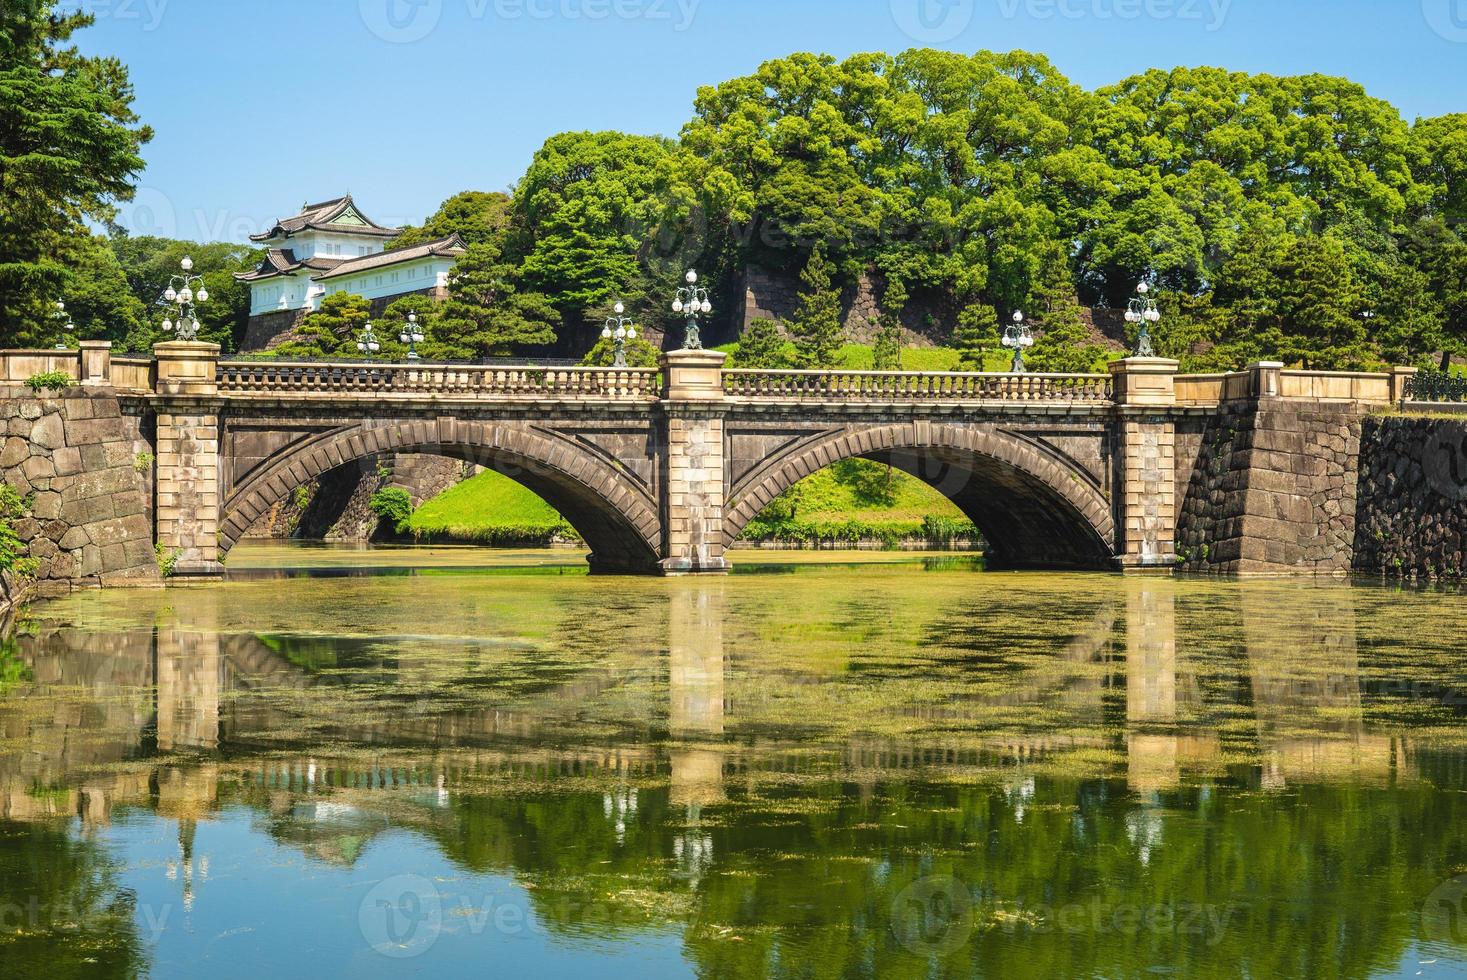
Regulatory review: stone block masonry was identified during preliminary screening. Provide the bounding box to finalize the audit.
[1354,415,1467,580]
[1176,374,1365,574]
[0,385,159,595]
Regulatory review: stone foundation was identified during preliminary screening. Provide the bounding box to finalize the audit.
[1177,394,1364,574]
[0,385,159,595]
[1353,415,1467,580]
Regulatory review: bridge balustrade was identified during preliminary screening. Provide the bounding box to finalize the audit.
[722,369,1114,402]
[214,360,661,401]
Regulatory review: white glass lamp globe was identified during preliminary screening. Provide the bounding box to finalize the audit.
[1137,282,1149,295]
[1013,311,1024,323]
[602,326,612,340]
[701,300,713,314]
[408,313,418,324]
[1146,308,1161,322]
[399,333,409,344]
[673,299,684,313]
[370,341,379,352]
[197,288,209,302]
[627,326,637,340]
[165,288,177,303]
[686,270,698,284]
[181,256,193,272]
[56,301,65,312]
[614,302,625,315]
[162,318,173,332]
[178,287,193,304]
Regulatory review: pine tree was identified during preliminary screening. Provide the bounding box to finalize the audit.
[952,303,1002,371]
[788,246,844,369]
[435,242,558,358]
[1027,249,1104,373]
[872,276,906,370]
[735,319,787,368]
[270,293,370,359]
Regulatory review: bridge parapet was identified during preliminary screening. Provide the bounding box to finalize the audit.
[215,359,659,403]
[723,368,1112,403]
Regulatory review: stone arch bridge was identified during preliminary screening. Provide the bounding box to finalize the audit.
[29,341,1416,577]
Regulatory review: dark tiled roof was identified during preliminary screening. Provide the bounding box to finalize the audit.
[310,233,468,282]
[250,194,401,243]
[233,248,345,283]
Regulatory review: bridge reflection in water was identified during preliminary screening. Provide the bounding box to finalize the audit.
[0,578,1449,821]
[1,574,1465,977]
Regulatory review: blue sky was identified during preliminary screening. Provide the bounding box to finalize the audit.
[73,0,1467,244]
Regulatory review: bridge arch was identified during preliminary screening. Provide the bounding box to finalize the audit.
[220,419,661,573]
[724,423,1116,569]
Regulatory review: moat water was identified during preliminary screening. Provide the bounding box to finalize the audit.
[3,544,1467,978]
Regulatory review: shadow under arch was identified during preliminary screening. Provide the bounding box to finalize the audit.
[219,419,662,573]
[724,422,1116,569]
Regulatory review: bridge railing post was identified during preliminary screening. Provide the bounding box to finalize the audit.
[659,350,731,575]
[1390,365,1418,404]
[78,341,112,387]
[1109,357,1180,570]
[152,341,223,578]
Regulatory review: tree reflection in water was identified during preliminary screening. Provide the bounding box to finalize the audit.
[0,566,1465,978]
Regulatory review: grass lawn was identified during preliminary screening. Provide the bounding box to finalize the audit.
[403,457,976,548]
[405,468,574,545]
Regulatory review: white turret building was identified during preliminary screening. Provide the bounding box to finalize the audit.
[236,195,466,350]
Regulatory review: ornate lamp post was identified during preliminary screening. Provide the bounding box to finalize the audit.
[157,256,209,342]
[602,302,638,368]
[1125,282,1161,358]
[356,321,381,359]
[1002,310,1034,373]
[52,301,74,350]
[398,312,425,361]
[672,270,712,350]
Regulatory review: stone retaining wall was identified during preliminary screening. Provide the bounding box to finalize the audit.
[0,385,159,595]
[243,452,471,544]
[1354,415,1467,580]
[1176,399,1363,574]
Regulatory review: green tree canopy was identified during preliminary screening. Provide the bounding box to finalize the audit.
[0,1,151,344]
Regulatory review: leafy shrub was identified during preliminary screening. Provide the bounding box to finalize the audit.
[921,515,980,544]
[23,371,73,394]
[369,487,414,534]
[155,543,180,578]
[0,484,37,579]
[133,451,154,474]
